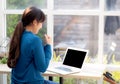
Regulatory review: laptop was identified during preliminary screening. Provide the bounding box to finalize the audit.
[47,47,89,75]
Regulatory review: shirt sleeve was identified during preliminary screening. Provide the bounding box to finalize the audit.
[32,36,52,72]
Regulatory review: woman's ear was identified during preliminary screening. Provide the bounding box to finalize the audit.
[33,19,37,26]
[39,23,43,28]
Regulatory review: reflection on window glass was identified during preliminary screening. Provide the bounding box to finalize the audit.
[6,0,47,9]
[105,0,120,11]
[104,16,120,64]
[54,15,98,62]
[6,14,47,39]
[54,0,99,10]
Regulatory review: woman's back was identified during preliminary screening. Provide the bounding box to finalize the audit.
[12,30,44,83]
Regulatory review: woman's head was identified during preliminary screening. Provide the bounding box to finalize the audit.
[7,6,45,68]
[22,6,45,34]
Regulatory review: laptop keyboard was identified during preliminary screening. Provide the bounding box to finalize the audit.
[55,66,72,72]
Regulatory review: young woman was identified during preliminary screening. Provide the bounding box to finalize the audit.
[7,6,58,84]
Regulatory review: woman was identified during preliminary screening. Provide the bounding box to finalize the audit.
[7,6,58,84]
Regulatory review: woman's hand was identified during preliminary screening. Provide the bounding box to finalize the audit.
[44,34,52,45]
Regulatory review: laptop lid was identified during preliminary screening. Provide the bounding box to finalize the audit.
[62,47,89,69]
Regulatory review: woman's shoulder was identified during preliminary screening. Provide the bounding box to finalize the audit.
[22,32,42,44]
[31,35,43,44]
[33,35,42,41]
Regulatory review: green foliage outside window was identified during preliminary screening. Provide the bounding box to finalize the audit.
[6,0,47,38]
[7,14,21,38]
[0,57,7,64]
[6,14,47,39]
[6,0,46,9]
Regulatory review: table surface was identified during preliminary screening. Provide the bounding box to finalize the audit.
[0,62,106,79]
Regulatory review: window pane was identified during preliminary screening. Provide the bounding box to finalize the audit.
[6,0,47,9]
[54,0,99,10]
[6,14,21,37]
[105,0,120,11]
[54,15,99,63]
[104,16,120,65]
[6,14,47,39]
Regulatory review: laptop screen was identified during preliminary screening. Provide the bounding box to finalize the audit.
[63,48,88,68]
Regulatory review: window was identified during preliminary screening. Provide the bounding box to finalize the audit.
[0,0,120,83]
[105,0,120,11]
[6,0,47,9]
[6,14,47,39]
[54,15,99,62]
[54,0,99,10]
[6,14,21,37]
[104,16,120,64]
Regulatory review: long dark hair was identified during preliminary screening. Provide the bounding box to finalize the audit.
[7,6,45,68]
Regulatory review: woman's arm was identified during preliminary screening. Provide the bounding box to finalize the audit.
[32,36,52,72]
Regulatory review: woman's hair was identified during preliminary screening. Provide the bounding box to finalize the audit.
[7,6,45,68]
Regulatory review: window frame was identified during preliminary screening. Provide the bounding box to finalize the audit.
[0,0,120,71]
